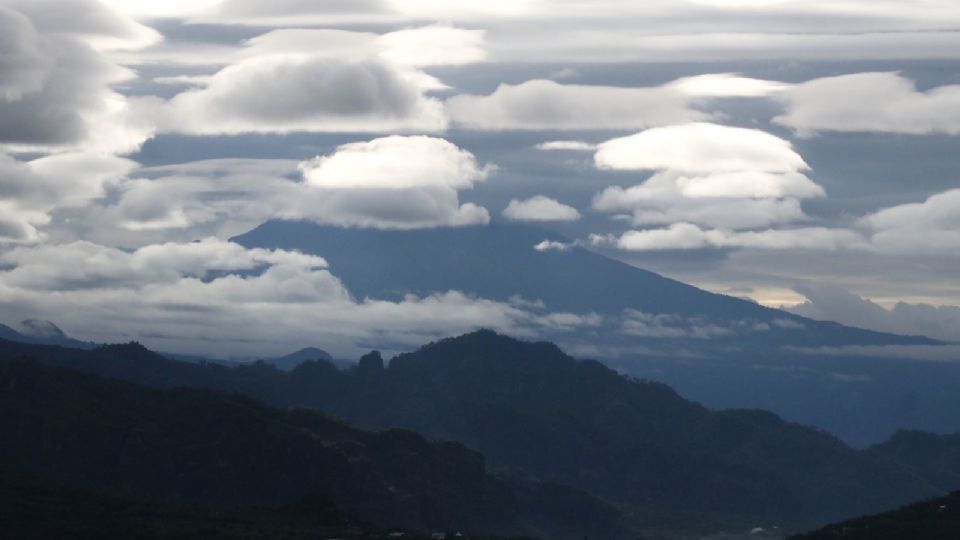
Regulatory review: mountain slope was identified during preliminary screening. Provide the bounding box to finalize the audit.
[1,333,950,531]
[0,320,93,349]
[789,491,960,540]
[232,221,934,349]
[0,482,380,540]
[233,221,960,447]
[868,430,960,488]
[0,357,625,540]
[264,347,340,371]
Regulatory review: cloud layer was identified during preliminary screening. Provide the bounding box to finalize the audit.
[503,196,581,222]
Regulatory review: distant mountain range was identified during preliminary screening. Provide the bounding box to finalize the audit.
[231,221,960,445]
[4,331,960,538]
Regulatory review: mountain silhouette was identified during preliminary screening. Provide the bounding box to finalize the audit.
[0,357,625,540]
[789,490,960,540]
[231,221,960,446]
[2,331,954,533]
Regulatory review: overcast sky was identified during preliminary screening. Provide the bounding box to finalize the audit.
[0,0,958,355]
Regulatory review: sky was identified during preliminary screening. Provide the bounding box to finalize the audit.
[0,0,958,356]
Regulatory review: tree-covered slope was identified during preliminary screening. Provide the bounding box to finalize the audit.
[0,332,949,530]
[0,358,625,540]
[789,491,960,540]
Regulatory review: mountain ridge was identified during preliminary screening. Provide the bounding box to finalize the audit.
[232,221,937,349]
[0,356,625,540]
[2,330,956,533]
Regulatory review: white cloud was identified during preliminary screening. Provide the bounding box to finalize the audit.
[377,24,487,66]
[0,237,603,357]
[194,0,541,25]
[591,124,822,230]
[620,309,774,339]
[0,1,157,153]
[234,25,486,69]
[589,187,960,257]
[669,73,790,98]
[775,72,960,136]
[859,189,960,256]
[159,55,448,135]
[503,196,581,222]
[2,0,160,51]
[676,171,824,199]
[533,240,574,252]
[446,79,705,130]
[73,138,493,244]
[0,151,137,243]
[594,123,808,174]
[185,1,960,62]
[790,345,960,362]
[787,284,960,342]
[300,136,492,190]
[535,140,598,151]
[99,0,224,19]
[596,223,865,252]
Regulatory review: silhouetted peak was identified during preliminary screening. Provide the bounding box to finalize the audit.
[95,341,153,355]
[358,350,384,374]
[429,329,559,351]
[262,347,335,371]
[287,347,333,362]
[416,330,571,364]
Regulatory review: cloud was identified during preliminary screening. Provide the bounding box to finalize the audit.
[235,25,485,68]
[187,0,387,25]
[0,2,157,153]
[0,151,137,243]
[620,309,775,339]
[590,186,960,256]
[3,0,160,51]
[446,79,705,130]
[533,240,574,252]
[72,138,493,244]
[594,123,808,174]
[595,223,865,252]
[590,124,823,230]
[99,0,225,19]
[668,73,790,98]
[0,237,602,357]
[789,345,960,362]
[186,1,960,62]
[787,284,960,342]
[859,189,960,256]
[775,72,960,136]
[194,0,540,25]
[377,24,487,66]
[503,196,581,222]
[159,56,448,135]
[300,136,492,190]
[535,140,598,151]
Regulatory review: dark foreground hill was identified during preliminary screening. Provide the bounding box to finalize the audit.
[866,430,960,489]
[0,359,625,540]
[0,482,380,540]
[789,491,960,540]
[1,333,954,533]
